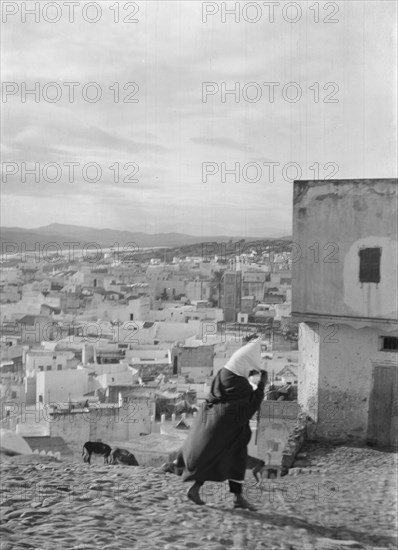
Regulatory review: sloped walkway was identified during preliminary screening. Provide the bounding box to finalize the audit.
[0,443,397,550]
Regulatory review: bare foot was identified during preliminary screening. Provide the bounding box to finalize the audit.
[187,484,205,505]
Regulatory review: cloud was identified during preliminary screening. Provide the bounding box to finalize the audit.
[190,136,253,152]
[1,1,396,235]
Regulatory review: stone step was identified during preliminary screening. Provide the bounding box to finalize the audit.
[23,436,75,457]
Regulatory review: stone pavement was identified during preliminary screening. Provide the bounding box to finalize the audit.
[0,442,397,550]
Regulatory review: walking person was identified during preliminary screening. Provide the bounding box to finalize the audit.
[163,335,267,510]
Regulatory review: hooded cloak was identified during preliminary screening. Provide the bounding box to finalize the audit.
[224,338,262,378]
[175,340,265,483]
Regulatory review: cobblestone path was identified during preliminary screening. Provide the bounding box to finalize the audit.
[0,443,397,550]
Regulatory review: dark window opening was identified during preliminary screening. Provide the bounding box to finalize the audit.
[381,336,398,351]
[359,247,381,283]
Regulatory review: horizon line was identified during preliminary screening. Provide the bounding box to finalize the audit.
[0,223,292,240]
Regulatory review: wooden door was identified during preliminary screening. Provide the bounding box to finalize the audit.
[390,367,398,448]
[367,365,397,447]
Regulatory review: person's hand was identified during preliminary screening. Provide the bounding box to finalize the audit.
[259,370,268,385]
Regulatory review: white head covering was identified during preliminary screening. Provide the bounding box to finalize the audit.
[224,338,262,378]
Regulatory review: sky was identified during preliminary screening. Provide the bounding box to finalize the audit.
[1,1,397,237]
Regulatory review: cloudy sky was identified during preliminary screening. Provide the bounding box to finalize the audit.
[1,1,397,236]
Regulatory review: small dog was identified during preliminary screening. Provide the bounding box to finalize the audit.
[246,455,266,483]
[162,454,269,484]
[108,447,139,466]
[82,441,112,465]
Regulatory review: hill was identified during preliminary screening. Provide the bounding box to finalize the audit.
[0,223,292,251]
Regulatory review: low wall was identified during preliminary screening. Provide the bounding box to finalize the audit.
[256,401,302,471]
[281,413,308,472]
[110,433,186,466]
[49,401,152,454]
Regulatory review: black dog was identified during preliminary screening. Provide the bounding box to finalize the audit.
[246,455,266,483]
[163,454,267,483]
[108,447,139,466]
[82,441,112,465]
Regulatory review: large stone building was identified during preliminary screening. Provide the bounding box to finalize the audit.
[292,179,398,447]
[222,271,242,323]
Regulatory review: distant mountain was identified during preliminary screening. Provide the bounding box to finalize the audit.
[33,224,206,247]
[0,223,288,251]
[272,235,293,241]
[0,227,91,251]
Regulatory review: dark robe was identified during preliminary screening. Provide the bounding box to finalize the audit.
[175,368,265,483]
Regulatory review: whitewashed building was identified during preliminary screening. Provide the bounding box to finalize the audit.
[292,179,398,447]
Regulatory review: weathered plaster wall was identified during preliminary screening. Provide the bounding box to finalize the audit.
[179,346,214,368]
[297,322,320,421]
[49,402,151,453]
[292,179,398,320]
[343,236,398,318]
[299,322,398,441]
[36,370,89,404]
[256,401,301,467]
